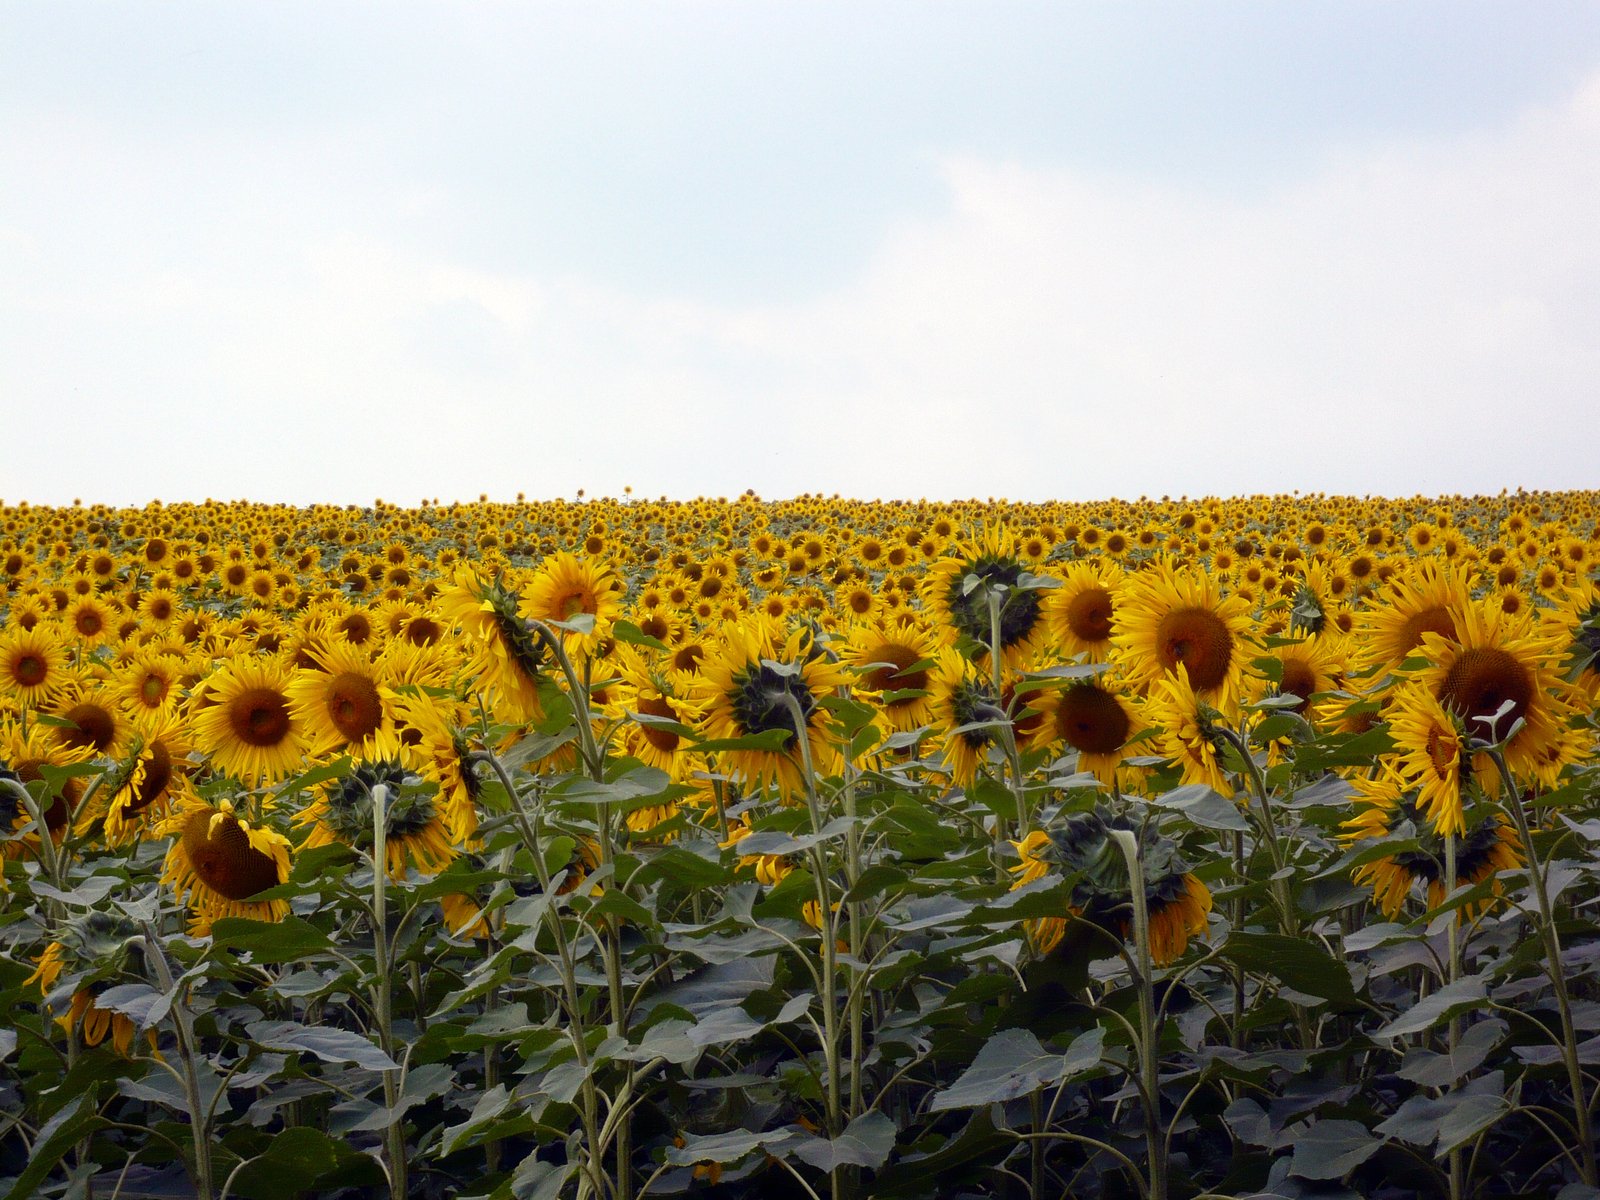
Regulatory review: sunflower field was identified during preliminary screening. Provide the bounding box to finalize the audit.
[3,490,1600,1200]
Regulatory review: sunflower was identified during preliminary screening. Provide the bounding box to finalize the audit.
[0,622,72,708]
[925,647,1004,788]
[721,818,795,887]
[26,913,155,1057]
[691,616,846,801]
[1342,771,1424,918]
[113,649,184,716]
[1252,634,1346,719]
[100,710,193,844]
[838,616,939,734]
[1043,558,1125,660]
[1144,873,1214,967]
[923,527,1050,667]
[519,551,625,658]
[392,691,484,844]
[48,680,131,759]
[190,655,307,784]
[1140,666,1235,797]
[603,645,706,781]
[438,568,546,723]
[293,758,456,878]
[1111,556,1255,709]
[158,795,291,933]
[1354,558,1473,676]
[285,638,400,761]
[1027,675,1145,787]
[1385,681,1467,836]
[1409,595,1579,792]
[1009,829,1067,954]
[1,718,90,853]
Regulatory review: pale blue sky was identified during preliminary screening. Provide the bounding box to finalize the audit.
[5,4,1600,505]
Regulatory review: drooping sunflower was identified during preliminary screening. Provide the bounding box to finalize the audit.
[1042,558,1125,661]
[923,527,1051,667]
[26,912,156,1057]
[158,795,291,933]
[1009,829,1067,954]
[1111,556,1255,710]
[692,616,847,801]
[1,717,91,853]
[1027,674,1146,787]
[1409,595,1579,793]
[837,616,939,734]
[190,655,307,785]
[392,691,484,844]
[437,567,547,724]
[519,551,625,659]
[0,622,72,708]
[1385,681,1467,836]
[293,758,456,878]
[285,638,401,761]
[1139,666,1236,797]
[926,647,1004,788]
[100,709,194,844]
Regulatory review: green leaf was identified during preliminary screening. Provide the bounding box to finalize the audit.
[227,1126,387,1198]
[2,1092,105,1200]
[1153,784,1250,832]
[929,1026,1103,1111]
[666,1127,798,1166]
[792,1111,898,1171]
[246,1020,399,1070]
[1376,1072,1510,1156]
[209,916,334,963]
[1376,975,1487,1039]
[694,728,797,753]
[1220,933,1358,1005]
[1288,1119,1383,1180]
[1398,1020,1504,1087]
[613,618,668,651]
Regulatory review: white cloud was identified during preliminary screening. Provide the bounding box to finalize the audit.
[4,67,1599,505]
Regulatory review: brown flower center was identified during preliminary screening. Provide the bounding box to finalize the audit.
[1065,586,1114,645]
[14,653,47,687]
[326,673,384,742]
[862,644,929,703]
[228,688,292,747]
[1155,607,1234,692]
[1397,606,1456,656]
[636,694,682,754]
[1054,684,1130,755]
[1438,647,1534,732]
[181,809,280,900]
[60,702,117,753]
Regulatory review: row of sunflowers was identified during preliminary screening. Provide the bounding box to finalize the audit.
[2,490,1599,1200]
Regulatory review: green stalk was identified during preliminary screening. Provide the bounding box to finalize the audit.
[1108,829,1164,1200]
[143,931,215,1200]
[369,783,407,1200]
[1444,830,1463,1200]
[1491,753,1597,1186]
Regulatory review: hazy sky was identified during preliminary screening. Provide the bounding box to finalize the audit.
[4,3,1599,507]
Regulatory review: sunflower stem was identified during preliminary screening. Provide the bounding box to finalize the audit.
[1108,828,1165,1200]
[368,783,407,1200]
[1444,830,1464,1200]
[142,929,215,1200]
[1491,752,1597,1186]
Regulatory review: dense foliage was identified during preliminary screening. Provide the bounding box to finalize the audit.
[2,490,1599,1200]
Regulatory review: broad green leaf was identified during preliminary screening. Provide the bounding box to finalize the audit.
[792,1111,898,1171]
[246,1020,398,1070]
[1288,1119,1383,1180]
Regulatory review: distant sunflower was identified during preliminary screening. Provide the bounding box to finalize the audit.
[286,639,400,761]
[293,758,455,878]
[113,650,184,716]
[1112,557,1255,709]
[838,617,939,734]
[0,622,72,707]
[191,656,307,784]
[1043,559,1125,660]
[158,795,291,933]
[604,645,705,781]
[692,617,846,801]
[1252,635,1345,719]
